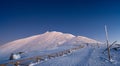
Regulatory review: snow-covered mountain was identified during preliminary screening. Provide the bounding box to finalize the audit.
[0,31,100,56]
[1,31,120,66]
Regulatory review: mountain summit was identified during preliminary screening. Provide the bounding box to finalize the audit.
[0,31,100,56]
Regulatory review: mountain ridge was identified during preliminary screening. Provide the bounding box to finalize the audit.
[0,31,101,57]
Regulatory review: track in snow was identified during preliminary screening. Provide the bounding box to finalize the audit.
[36,46,94,66]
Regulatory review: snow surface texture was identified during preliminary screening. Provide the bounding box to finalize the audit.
[1,31,112,66]
[35,46,94,66]
[0,31,100,57]
[34,45,120,66]
[4,44,120,66]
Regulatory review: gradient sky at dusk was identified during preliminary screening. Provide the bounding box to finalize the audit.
[0,0,120,44]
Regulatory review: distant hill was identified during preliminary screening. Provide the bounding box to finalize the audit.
[0,31,101,57]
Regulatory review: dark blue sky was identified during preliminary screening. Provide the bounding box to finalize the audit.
[0,0,120,44]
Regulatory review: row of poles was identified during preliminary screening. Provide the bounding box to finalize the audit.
[0,45,84,66]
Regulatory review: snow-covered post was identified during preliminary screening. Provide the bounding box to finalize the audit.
[104,25,111,61]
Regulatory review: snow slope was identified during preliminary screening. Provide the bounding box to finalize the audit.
[0,31,99,55]
[65,36,99,45]
[0,31,120,66]
[0,31,101,64]
[35,45,120,66]
[35,46,94,66]
[0,31,74,55]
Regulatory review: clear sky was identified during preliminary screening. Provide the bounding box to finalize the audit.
[0,0,120,44]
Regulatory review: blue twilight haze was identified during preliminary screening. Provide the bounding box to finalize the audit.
[0,0,120,44]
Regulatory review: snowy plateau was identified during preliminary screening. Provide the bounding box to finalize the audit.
[0,31,120,66]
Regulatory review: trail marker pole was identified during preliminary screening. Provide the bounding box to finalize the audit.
[104,25,111,61]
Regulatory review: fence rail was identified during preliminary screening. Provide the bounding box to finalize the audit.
[0,45,84,66]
